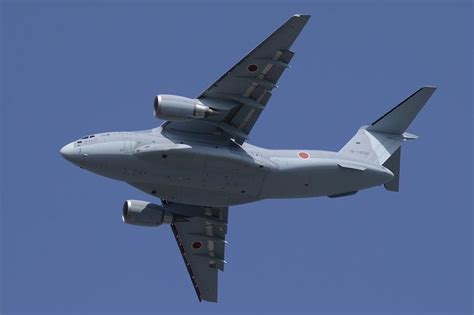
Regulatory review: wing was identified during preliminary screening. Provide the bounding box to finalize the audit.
[164,201,228,302]
[163,14,311,144]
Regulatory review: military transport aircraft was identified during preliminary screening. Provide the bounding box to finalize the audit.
[60,14,436,302]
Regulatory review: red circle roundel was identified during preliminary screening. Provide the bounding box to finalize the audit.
[192,241,202,250]
[297,151,310,160]
[248,64,258,72]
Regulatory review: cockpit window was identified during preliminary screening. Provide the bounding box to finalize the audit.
[81,135,95,139]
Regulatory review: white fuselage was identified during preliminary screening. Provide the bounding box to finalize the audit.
[60,127,393,206]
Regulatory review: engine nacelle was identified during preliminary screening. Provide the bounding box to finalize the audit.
[153,94,215,121]
[122,200,176,227]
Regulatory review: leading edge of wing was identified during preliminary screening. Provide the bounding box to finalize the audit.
[167,202,229,303]
[171,223,203,301]
[197,14,311,99]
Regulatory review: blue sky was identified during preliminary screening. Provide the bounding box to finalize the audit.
[1,1,472,314]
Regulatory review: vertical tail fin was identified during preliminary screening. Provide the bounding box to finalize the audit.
[339,86,436,190]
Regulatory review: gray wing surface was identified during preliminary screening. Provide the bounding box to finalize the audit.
[165,201,228,302]
[163,14,310,144]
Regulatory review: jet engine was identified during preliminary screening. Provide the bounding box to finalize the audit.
[153,94,216,121]
[122,200,184,227]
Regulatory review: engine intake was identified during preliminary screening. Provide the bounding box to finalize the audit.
[122,200,179,227]
[153,94,216,121]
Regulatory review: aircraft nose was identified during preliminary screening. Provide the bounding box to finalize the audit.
[60,142,78,161]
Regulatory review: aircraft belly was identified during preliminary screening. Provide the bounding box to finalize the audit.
[129,143,266,206]
[260,158,388,199]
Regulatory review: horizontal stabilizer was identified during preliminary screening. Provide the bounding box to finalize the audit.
[340,86,436,165]
[367,86,436,135]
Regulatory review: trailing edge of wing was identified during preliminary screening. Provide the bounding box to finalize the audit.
[168,204,229,303]
[164,14,311,144]
[171,223,202,301]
